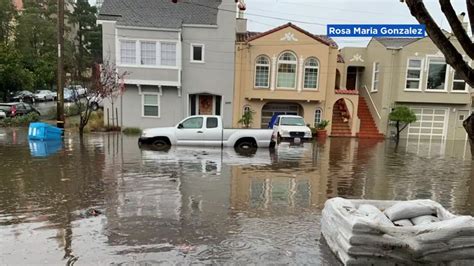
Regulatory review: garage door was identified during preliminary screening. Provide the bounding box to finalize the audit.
[261,103,302,128]
[407,108,448,139]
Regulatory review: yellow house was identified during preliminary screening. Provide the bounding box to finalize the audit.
[233,23,364,137]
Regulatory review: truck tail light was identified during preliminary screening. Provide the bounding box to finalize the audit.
[11,105,16,116]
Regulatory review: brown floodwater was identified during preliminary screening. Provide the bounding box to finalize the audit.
[1,128,474,265]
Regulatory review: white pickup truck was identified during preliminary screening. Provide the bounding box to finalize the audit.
[139,115,275,150]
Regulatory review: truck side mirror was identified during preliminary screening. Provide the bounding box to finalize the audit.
[177,123,184,129]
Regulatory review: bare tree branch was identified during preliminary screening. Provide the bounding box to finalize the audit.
[405,0,474,88]
[467,0,474,36]
[439,0,474,58]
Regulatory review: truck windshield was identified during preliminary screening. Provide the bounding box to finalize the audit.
[280,117,305,126]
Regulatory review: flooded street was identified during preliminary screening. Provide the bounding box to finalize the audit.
[1,128,474,265]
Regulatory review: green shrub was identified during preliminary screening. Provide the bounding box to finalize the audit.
[122,127,142,135]
[316,120,330,130]
[0,112,40,127]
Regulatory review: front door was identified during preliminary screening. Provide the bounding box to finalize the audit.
[455,110,469,140]
[346,67,357,90]
[176,116,204,146]
[199,95,213,115]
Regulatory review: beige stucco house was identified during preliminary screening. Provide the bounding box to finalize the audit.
[341,35,472,140]
[233,23,365,137]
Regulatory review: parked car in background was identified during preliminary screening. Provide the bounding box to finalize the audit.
[11,90,35,103]
[272,115,312,143]
[64,88,79,102]
[34,90,55,101]
[0,110,6,119]
[68,85,87,97]
[0,102,41,117]
[88,95,104,111]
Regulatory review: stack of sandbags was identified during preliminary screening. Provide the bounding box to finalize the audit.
[321,197,474,265]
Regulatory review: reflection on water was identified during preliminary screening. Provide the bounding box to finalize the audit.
[0,128,473,265]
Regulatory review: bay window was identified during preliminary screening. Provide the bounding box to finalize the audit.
[120,40,136,65]
[427,57,447,90]
[452,70,467,91]
[119,39,177,67]
[405,59,422,90]
[140,41,156,65]
[277,52,297,89]
[255,55,270,88]
[304,58,319,89]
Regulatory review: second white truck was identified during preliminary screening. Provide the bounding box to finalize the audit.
[139,115,275,150]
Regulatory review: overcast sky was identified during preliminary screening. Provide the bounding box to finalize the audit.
[91,0,469,47]
[243,0,468,47]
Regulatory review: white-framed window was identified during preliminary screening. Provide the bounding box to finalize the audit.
[371,62,380,92]
[161,42,177,66]
[277,51,297,89]
[255,55,270,88]
[314,108,322,126]
[118,39,178,67]
[140,41,156,65]
[142,94,160,117]
[426,57,447,91]
[405,58,422,90]
[304,57,319,89]
[120,40,137,65]
[191,43,204,63]
[452,70,467,91]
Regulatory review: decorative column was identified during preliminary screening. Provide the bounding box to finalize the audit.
[270,55,277,91]
[297,56,304,92]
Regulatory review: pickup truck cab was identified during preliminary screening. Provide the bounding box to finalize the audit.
[139,115,275,150]
[273,115,312,143]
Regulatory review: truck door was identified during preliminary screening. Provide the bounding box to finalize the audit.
[201,117,222,146]
[176,116,204,146]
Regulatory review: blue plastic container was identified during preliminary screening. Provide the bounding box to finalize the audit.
[28,122,63,141]
[29,140,63,157]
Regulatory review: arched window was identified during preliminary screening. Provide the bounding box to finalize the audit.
[304,58,319,89]
[243,105,251,113]
[277,52,297,89]
[254,55,270,88]
[314,108,322,126]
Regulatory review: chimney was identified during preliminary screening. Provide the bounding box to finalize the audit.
[236,0,247,33]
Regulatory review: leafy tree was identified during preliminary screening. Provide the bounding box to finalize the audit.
[0,0,16,45]
[0,44,34,101]
[389,106,417,142]
[70,0,101,81]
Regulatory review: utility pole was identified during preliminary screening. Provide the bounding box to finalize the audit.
[57,0,65,129]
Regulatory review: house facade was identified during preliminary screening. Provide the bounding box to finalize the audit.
[341,36,472,140]
[98,0,237,129]
[233,23,362,137]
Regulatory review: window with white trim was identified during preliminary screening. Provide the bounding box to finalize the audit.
[371,62,380,92]
[255,55,270,88]
[277,52,297,89]
[161,42,177,66]
[314,108,322,126]
[140,41,156,65]
[405,59,422,90]
[427,57,447,90]
[120,40,136,64]
[452,70,467,91]
[304,58,319,89]
[191,44,204,63]
[143,94,159,117]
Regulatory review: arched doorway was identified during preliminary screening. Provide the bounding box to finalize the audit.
[261,102,303,128]
[331,98,353,137]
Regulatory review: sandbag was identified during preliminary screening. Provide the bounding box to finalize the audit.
[358,204,393,226]
[393,219,413,227]
[411,215,440,226]
[384,201,437,221]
